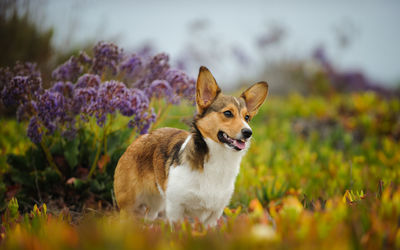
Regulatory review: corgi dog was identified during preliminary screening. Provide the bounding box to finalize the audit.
[114,66,268,227]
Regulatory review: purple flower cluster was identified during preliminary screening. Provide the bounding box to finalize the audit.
[91,42,123,76]
[313,47,394,96]
[0,61,41,98]
[36,91,69,134]
[164,69,195,103]
[50,42,195,104]
[2,76,42,107]
[123,52,195,104]
[50,81,74,98]
[0,42,196,143]
[27,117,42,144]
[91,81,146,126]
[128,110,156,135]
[52,56,83,81]
[75,74,101,89]
[120,54,143,80]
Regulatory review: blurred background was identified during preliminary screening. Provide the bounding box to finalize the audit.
[2,0,400,94]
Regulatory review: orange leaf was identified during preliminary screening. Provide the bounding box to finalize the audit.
[98,154,111,172]
[249,199,263,213]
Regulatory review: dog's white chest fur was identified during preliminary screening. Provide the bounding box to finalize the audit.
[165,136,246,226]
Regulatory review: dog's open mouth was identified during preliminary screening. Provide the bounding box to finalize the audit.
[217,131,246,151]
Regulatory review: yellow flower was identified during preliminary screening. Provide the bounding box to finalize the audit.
[251,224,277,241]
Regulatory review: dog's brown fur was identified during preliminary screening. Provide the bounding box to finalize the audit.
[114,128,188,211]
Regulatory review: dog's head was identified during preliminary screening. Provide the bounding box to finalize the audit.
[195,66,268,151]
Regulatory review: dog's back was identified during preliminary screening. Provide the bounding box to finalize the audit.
[114,127,189,219]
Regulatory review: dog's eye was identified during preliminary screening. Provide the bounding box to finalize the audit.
[245,115,250,122]
[223,110,233,118]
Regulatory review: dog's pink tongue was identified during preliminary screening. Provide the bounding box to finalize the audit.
[233,140,246,150]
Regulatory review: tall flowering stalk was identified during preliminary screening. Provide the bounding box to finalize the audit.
[1,42,195,179]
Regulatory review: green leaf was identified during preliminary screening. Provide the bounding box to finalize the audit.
[50,140,63,155]
[43,168,62,184]
[106,129,130,156]
[27,147,46,171]
[63,137,80,169]
[106,148,125,176]
[10,170,34,188]
[7,197,19,220]
[90,179,105,193]
[72,178,86,190]
[7,154,28,172]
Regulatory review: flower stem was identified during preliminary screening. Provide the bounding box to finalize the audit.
[40,139,62,178]
[103,115,112,154]
[150,102,171,131]
[102,115,113,173]
[88,140,101,179]
[88,117,110,178]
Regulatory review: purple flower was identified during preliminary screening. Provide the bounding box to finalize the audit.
[164,69,196,103]
[27,117,42,144]
[1,62,40,93]
[0,67,13,91]
[118,99,135,117]
[146,80,173,101]
[164,69,188,88]
[75,74,101,89]
[73,87,97,116]
[120,54,143,79]
[79,51,92,65]
[144,110,157,133]
[16,100,37,121]
[92,80,130,126]
[49,82,76,128]
[147,53,170,83]
[128,109,156,134]
[77,79,152,127]
[37,91,68,134]
[0,62,42,107]
[1,42,197,144]
[12,61,41,78]
[52,56,83,81]
[116,88,149,117]
[313,47,391,96]
[1,76,42,106]
[1,76,27,106]
[92,42,123,76]
[130,88,150,112]
[50,81,74,98]
[137,44,154,57]
[313,46,332,71]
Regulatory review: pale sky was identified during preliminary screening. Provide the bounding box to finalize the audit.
[36,0,400,88]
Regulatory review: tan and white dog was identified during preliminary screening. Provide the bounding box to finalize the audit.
[114,66,268,227]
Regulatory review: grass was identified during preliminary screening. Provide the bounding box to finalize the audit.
[1,91,400,249]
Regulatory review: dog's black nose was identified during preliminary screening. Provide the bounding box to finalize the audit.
[241,128,252,139]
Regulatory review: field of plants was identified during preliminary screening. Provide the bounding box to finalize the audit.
[1,42,400,249]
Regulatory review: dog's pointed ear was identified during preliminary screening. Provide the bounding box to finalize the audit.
[240,81,269,117]
[196,66,221,114]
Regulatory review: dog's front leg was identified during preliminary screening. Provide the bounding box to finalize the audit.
[203,208,223,228]
[165,199,184,225]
